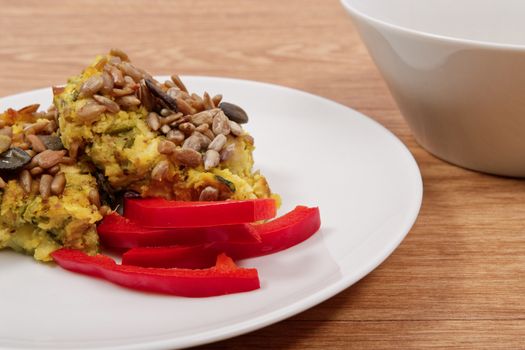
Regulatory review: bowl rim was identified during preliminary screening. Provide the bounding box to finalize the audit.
[339,0,525,51]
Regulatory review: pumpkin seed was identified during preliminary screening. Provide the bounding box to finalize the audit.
[219,102,249,124]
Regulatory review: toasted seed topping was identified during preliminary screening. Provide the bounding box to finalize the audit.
[20,170,32,193]
[171,148,202,168]
[219,102,249,124]
[39,174,53,199]
[105,64,125,87]
[208,134,227,152]
[119,62,143,82]
[60,156,75,165]
[100,71,114,95]
[178,122,196,136]
[138,80,155,111]
[27,134,46,153]
[212,110,231,136]
[18,104,40,114]
[93,95,120,113]
[220,143,236,162]
[78,75,104,99]
[212,94,223,106]
[170,75,188,93]
[116,95,141,109]
[204,149,220,170]
[24,121,50,135]
[109,48,129,62]
[147,112,161,131]
[199,186,219,201]
[229,120,243,136]
[88,189,101,208]
[166,129,185,145]
[182,134,203,152]
[189,94,205,111]
[0,134,11,154]
[190,110,215,126]
[203,92,215,110]
[158,140,177,155]
[151,160,170,181]
[161,113,183,125]
[175,97,195,116]
[77,103,106,123]
[0,177,5,189]
[34,150,66,169]
[48,165,61,175]
[50,172,66,195]
[112,87,135,97]
[160,124,171,134]
[29,166,44,176]
[0,127,12,138]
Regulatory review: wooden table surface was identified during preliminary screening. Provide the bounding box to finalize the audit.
[1,0,524,349]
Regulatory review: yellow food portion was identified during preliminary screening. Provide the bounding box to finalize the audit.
[55,54,278,202]
[0,109,102,261]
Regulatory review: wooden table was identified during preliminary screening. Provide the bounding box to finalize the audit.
[1,0,524,348]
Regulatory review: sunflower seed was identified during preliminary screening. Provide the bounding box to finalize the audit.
[24,121,50,135]
[147,112,161,131]
[189,93,204,111]
[161,113,183,125]
[204,149,220,170]
[93,95,120,113]
[88,189,101,208]
[18,104,40,114]
[164,80,175,88]
[51,172,66,195]
[172,148,202,167]
[60,156,75,165]
[175,97,196,115]
[20,170,32,193]
[105,64,125,87]
[100,71,114,95]
[116,95,141,109]
[41,120,58,134]
[212,94,223,106]
[166,129,185,145]
[48,165,60,175]
[178,122,196,136]
[203,92,215,110]
[30,166,44,176]
[34,150,66,169]
[160,125,171,134]
[170,75,188,92]
[119,62,143,82]
[39,174,53,199]
[0,135,11,153]
[208,134,227,152]
[212,110,231,135]
[151,160,169,181]
[229,120,243,136]
[199,186,219,201]
[158,140,177,154]
[77,103,106,123]
[78,75,104,99]
[110,48,129,62]
[112,87,135,97]
[27,134,46,153]
[0,127,12,138]
[182,134,203,152]
[220,143,236,162]
[190,110,215,126]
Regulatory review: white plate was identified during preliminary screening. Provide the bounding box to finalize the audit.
[0,77,422,350]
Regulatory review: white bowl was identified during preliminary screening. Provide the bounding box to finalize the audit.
[341,0,525,177]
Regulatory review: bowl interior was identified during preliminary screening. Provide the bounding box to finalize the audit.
[342,0,525,46]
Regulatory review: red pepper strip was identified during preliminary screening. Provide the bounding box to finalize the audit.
[122,206,321,268]
[98,213,261,249]
[51,249,260,297]
[124,198,277,228]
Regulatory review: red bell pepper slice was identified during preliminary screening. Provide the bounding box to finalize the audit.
[124,198,277,228]
[98,213,261,249]
[51,249,260,297]
[122,206,321,268]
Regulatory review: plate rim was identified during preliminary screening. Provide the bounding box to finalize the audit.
[0,76,423,350]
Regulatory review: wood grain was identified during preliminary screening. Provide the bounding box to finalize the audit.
[1,0,524,348]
